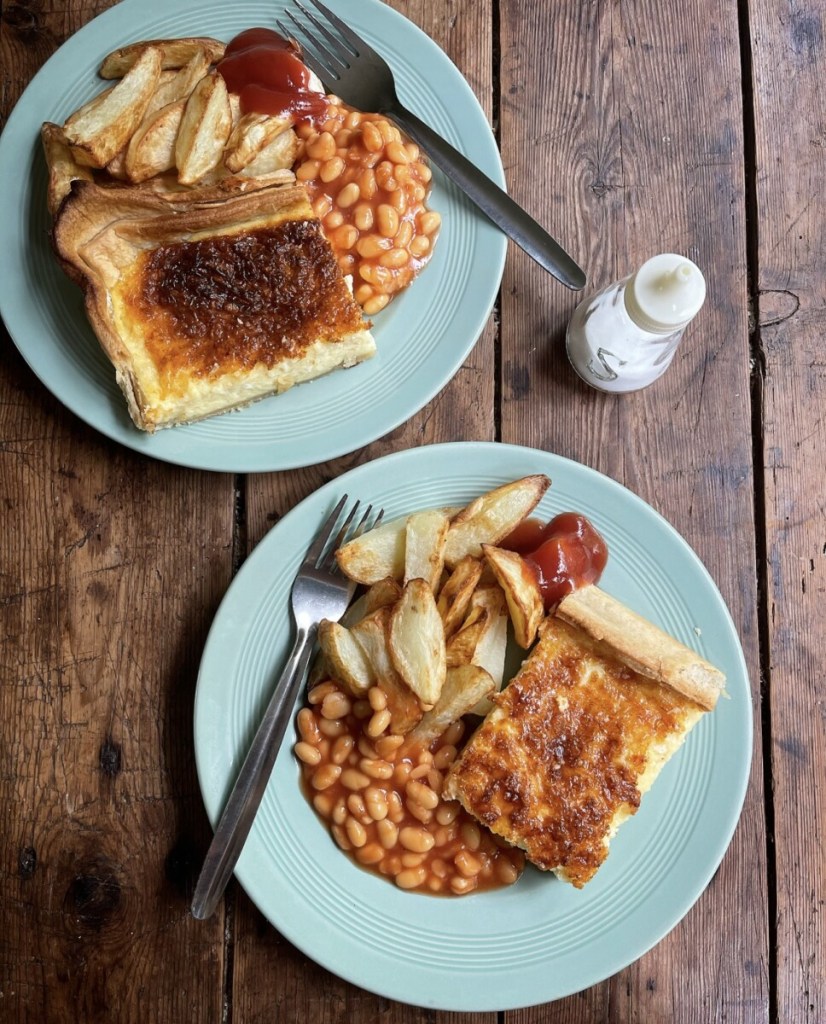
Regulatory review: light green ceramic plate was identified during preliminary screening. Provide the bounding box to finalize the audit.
[194,442,752,1011]
[0,0,505,472]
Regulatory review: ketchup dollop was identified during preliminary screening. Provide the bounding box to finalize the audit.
[217,28,328,122]
[501,512,608,610]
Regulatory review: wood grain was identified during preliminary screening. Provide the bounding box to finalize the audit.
[497,0,768,1021]
[749,0,825,1020]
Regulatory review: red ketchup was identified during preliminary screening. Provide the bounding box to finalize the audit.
[217,28,328,122]
[502,512,608,611]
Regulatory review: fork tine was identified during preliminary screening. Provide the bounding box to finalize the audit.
[294,0,357,58]
[323,499,361,566]
[281,9,348,75]
[303,0,376,58]
[301,494,348,569]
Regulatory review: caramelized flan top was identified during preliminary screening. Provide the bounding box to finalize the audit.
[445,617,702,886]
[120,217,366,389]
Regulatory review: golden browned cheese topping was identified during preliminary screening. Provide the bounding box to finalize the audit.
[124,218,365,389]
[446,617,699,887]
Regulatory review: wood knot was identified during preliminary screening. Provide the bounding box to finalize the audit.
[99,739,122,777]
[18,846,37,880]
[63,859,122,931]
[3,2,43,42]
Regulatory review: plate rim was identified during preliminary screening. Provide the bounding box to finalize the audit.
[0,0,507,473]
[193,440,753,1010]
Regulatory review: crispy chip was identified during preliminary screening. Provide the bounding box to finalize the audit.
[404,665,495,749]
[335,515,407,585]
[437,555,484,637]
[364,577,403,615]
[445,605,490,668]
[224,113,293,173]
[443,475,551,568]
[467,585,509,714]
[318,620,375,697]
[404,508,450,591]
[99,37,225,79]
[483,544,545,649]
[144,50,211,119]
[239,128,299,177]
[388,579,446,707]
[125,99,185,183]
[64,46,163,168]
[175,72,232,185]
[41,122,93,215]
[350,609,422,734]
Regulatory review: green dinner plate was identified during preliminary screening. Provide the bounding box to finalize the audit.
[193,442,752,1010]
[0,0,505,472]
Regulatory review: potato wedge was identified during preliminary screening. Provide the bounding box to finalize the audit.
[437,555,484,637]
[175,72,232,184]
[239,127,299,177]
[445,605,489,668]
[350,609,422,734]
[100,37,225,79]
[404,508,450,591]
[388,579,446,707]
[404,665,495,749]
[125,99,185,182]
[483,544,544,649]
[318,620,375,697]
[41,122,93,215]
[467,585,509,713]
[64,46,163,167]
[144,51,211,119]
[443,475,551,568]
[224,113,293,173]
[364,577,403,615]
[335,515,407,585]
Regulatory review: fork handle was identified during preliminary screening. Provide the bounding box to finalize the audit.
[388,103,586,291]
[191,624,317,920]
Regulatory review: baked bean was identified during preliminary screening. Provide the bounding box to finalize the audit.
[410,234,431,257]
[426,768,443,795]
[460,822,482,852]
[406,801,433,825]
[357,737,378,761]
[387,791,405,823]
[427,877,443,893]
[434,745,457,770]
[296,158,320,181]
[450,875,478,895]
[354,202,374,231]
[356,234,392,259]
[321,691,351,719]
[412,183,427,202]
[331,735,354,765]
[394,762,412,786]
[375,734,404,757]
[306,130,336,161]
[359,264,392,288]
[345,110,362,129]
[360,757,393,780]
[418,210,442,235]
[335,128,354,146]
[376,818,399,849]
[318,717,347,737]
[313,793,334,818]
[297,708,321,744]
[413,160,432,183]
[345,816,367,848]
[337,182,360,208]
[312,194,333,218]
[431,857,448,879]
[401,852,427,868]
[455,850,482,878]
[442,720,465,746]
[395,221,414,248]
[356,842,385,865]
[407,779,439,811]
[325,210,344,230]
[332,797,348,825]
[352,699,372,720]
[435,801,461,826]
[376,204,400,237]
[389,187,407,212]
[364,787,388,821]
[375,161,398,191]
[331,823,351,850]
[354,283,374,305]
[341,768,370,790]
[409,763,430,780]
[295,741,321,766]
[316,155,343,183]
[368,686,387,711]
[357,169,377,201]
[347,793,369,821]
[333,224,359,250]
[379,247,408,269]
[400,826,436,853]
[311,764,341,790]
[396,866,427,890]
[366,708,391,737]
[362,121,383,151]
[363,294,390,315]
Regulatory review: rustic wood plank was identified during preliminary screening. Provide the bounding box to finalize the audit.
[497,0,768,1021]
[0,5,230,1021]
[748,0,825,1020]
[234,1,497,1020]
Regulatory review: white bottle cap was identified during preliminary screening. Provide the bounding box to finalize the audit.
[624,254,706,335]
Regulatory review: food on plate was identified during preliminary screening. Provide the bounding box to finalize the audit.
[443,589,725,887]
[295,477,725,895]
[52,180,375,430]
[42,28,441,428]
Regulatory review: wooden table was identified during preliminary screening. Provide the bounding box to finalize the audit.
[1,0,822,1021]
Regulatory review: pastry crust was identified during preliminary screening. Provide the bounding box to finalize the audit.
[52,179,375,431]
[556,585,725,710]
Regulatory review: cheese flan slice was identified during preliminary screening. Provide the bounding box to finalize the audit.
[443,587,725,887]
[53,179,375,431]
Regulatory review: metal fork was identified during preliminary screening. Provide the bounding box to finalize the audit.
[191,495,382,920]
[278,0,586,291]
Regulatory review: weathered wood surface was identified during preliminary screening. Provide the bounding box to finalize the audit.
[0,0,820,1020]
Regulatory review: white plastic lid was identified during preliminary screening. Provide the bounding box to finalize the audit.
[624,254,706,334]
